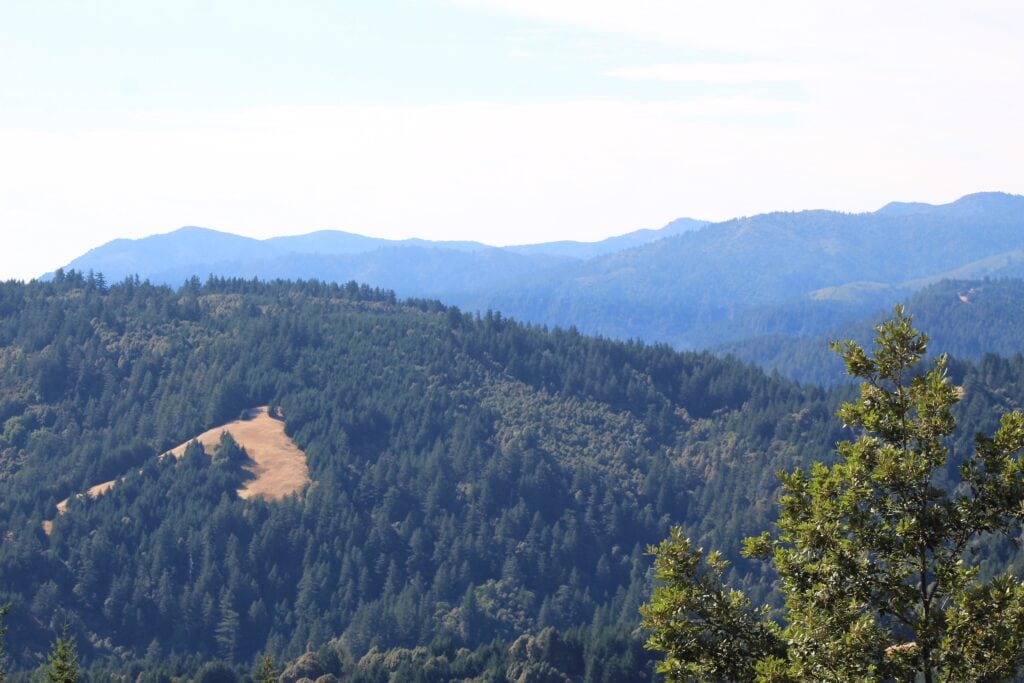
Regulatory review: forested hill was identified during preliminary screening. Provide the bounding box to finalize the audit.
[53,217,707,303]
[720,278,1024,385]
[2,274,1023,680]
[0,271,841,678]
[470,192,1024,349]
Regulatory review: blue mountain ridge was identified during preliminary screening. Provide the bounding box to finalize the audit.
[52,192,1024,353]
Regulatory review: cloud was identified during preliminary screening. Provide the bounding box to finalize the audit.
[454,1,1024,57]
[3,1,1024,279]
[604,62,822,85]
[451,0,825,51]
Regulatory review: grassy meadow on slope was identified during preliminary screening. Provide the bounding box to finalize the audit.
[164,406,310,501]
[48,406,310,534]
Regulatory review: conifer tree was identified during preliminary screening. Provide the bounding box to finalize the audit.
[256,654,279,683]
[43,624,79,683]
[214,593,240,662]
[0,603,9,682]
[642,307,1024,681]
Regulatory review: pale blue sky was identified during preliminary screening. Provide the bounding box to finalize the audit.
[2,1,1022,279]
[0,1,767,110]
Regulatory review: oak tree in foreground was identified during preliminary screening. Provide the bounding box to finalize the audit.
[642,307,1024,682]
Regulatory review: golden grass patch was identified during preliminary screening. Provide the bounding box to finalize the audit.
[167,406,310,501]
[45,406,309,535]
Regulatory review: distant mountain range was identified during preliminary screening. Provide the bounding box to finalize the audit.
[54,217,708,290]
[53,192,1024,359]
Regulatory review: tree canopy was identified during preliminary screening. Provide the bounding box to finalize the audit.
[642,307,1024,681]
[4,275,1024,678]
[0,603,8,682]
[43,624,79,683]
[0,273,840,676]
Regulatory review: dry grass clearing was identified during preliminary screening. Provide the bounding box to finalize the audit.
[56,479,117,514]
[166,406,310,500]
[45,406,309,535]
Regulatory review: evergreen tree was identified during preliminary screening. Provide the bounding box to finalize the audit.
[0,603,9,682]
[43,624,79,683]
[214,593,240,662]
[643,307,1024,681]
[256,654,279,683]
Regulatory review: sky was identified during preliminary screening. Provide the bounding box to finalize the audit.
[1,0,1023,280]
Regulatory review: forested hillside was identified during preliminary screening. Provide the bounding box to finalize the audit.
[722,278,1024,385]
[472,192,1024,348]
[1,273,1022,680]
[0,272,841,679]
[54,217,706,302]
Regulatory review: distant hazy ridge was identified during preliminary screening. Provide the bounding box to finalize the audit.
[56,192,1024,354]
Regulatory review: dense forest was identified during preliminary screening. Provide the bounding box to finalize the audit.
[722,278,1024,385]
[0,272,1022,680]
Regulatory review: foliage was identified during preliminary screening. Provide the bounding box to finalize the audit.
[272,624,657,682]
[5,274,1024,678]
[641,530,784,681]
[0,272,840,673]
[643,307,1024,681]
[0,603,8,682]
[43,624,79,683]
[256,654,278,683]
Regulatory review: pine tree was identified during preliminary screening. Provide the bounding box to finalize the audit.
[43,624,79,683]
[256,654,279,683]
[642,307,1024,681]
[214,592,240,662]
[0,603,9,682]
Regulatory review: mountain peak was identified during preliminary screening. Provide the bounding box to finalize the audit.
[877,192,1023,217]
[875,201,936,217]
[949,191,1023,210]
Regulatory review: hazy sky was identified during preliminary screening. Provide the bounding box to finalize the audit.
[2,1,1022,280]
